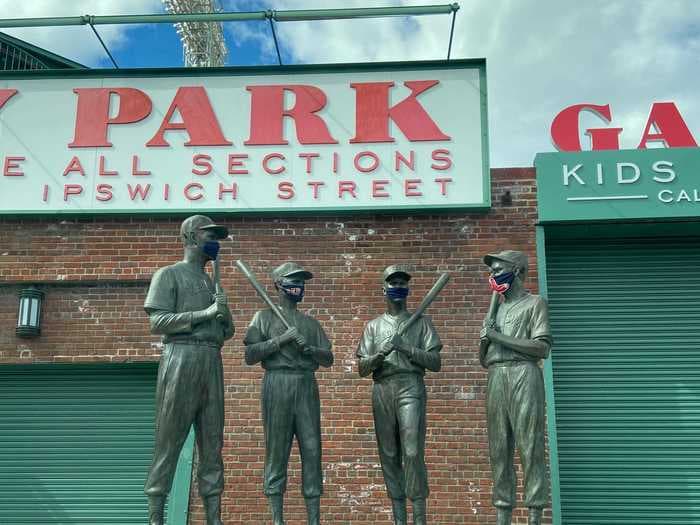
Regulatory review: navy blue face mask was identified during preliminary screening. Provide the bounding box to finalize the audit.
[202,240,220,260]
[280,282,305,303]
[385,287,409,301]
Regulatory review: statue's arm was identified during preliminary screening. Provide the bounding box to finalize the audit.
[147,307,216,335]
[484,297,552,360]
[244,339,279,365]
[358,354,385,378]
[145,267,217,335]
[478,337,489,368]
[243,312,279,365]
[221,306,235,340]
[306,320,334,367]
[148,309,192,334]
[483,330,551,359]
[405,346,441,372]
[357,323,384,377]
[394,317,442,372]
[305,344,334,367]
[296,319,333,367]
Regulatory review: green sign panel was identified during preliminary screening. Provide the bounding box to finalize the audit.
[535,148,700,222]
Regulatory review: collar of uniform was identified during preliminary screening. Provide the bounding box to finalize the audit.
[383,311,411,323]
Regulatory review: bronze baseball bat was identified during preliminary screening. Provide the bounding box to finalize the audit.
[397,272,450,336]
[479,291,501,367]
[235,259,292,330]
[485,290,500,325]
[212,256,224,322]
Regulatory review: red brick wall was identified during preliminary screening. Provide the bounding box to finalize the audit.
[0,167,547,524]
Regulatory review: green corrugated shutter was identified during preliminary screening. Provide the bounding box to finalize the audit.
[546,236,700,525]
[0,363,160,524]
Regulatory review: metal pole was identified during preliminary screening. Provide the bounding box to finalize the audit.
[0,12,266,28]
[272,5,458,22]
[0,4,458,28]
[447,6,458,60]
[268,18,283,66]
[89,24,119,68]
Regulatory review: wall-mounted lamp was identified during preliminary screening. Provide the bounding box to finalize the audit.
[16,287,44,338]
[500,190,513,206]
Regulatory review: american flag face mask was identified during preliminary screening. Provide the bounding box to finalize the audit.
[279,282,305,303]
[489,271,515,294]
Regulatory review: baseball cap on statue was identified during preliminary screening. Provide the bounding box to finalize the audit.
[271,261,314,282]
[382,265,412,283]
[180,215,229,240]
[483,250,528,272]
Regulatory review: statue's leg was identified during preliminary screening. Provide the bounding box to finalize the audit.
[147,495,165,525]
[195,349,225,525]
[202,495,222,525]
[372,379,405,503]
[396,375,428,525]
[262,371,296,518]
[511,363,548,512]
[267,494,285,525]
[496,507,512,525]
[390,498,407,525]
[304,496,320,525]
[296,374,322,525]
[487,366,516,520]
[411,498,427,525]
[528,507,543,525]
[145,345,202,505]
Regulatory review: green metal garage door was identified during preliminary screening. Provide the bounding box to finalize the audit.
[547,236,700,525]
[0,363,162,524]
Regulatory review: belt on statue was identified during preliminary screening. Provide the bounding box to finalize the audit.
[489,360,533,368]
[168,339,221,349]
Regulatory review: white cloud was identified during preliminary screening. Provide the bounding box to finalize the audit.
[226,20,277,63]
[256,0,700,166]
[0,0,162,66]
[4,0,699,166]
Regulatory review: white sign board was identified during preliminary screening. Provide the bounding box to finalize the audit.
[0,61,488,214]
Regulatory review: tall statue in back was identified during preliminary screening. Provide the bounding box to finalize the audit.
[480,250,552,525]
[143,215,234,525]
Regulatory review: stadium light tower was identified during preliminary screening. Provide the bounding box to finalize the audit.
[162,0,228,67]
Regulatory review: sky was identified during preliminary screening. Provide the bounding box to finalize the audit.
[2,0,699,168]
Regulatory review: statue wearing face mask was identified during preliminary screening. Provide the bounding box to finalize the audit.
[480,250,553,525]
[143,215,234,525]
[243,262,333,525]
[356,265,443,525]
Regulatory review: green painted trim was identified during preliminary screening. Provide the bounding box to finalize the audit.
[536,226,562,525]
[534,148,700,223]
[479,60,491,207]
[0,57,485,79]
[541,219,700,240]
[0,202,491,218]
[168,427,195,525]
[0,361,157,372]
[0,31,86,69]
